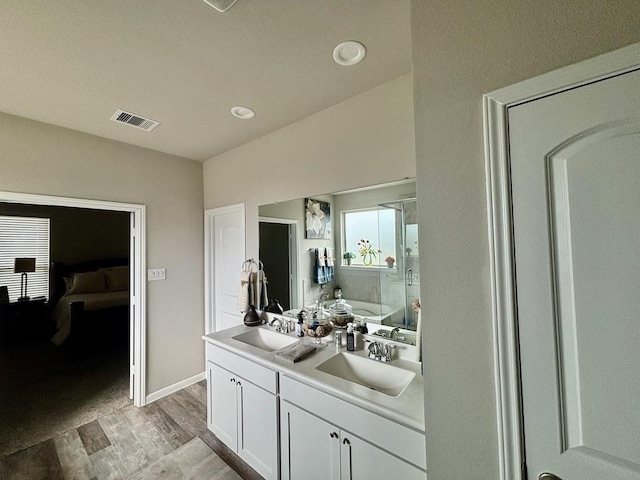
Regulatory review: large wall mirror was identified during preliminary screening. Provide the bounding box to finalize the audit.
[258,179,420,345]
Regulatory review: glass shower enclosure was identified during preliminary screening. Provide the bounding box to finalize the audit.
[377,199,420,330]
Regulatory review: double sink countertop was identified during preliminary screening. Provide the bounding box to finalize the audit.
[202,323,425,433]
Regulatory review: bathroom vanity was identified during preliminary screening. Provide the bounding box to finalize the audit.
[203,322,426,480]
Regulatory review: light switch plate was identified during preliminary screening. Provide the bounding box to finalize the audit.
[148,268,166,281]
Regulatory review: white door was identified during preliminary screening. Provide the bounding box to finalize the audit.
[280,401,340,480]
[208,362,238,450]
[509,69,640,479]
[205,204,245,333]
[341,432,426,480]
[236,379,278,480]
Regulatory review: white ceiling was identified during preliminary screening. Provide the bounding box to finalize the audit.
[0,1,412,161]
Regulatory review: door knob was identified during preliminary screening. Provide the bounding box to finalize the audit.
[539,473,562,480]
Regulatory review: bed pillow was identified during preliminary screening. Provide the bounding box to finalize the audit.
[63,276,73,294]
[66,271,108,295]
[104,266,129,292]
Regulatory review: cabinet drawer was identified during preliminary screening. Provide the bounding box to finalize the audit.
[280,375,426,471]
[206,343,277,394]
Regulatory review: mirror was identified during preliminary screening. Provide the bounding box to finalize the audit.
[259,179,420,345]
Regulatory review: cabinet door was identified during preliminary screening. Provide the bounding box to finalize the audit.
[208,362,238,451]
[237,378,278,480]
[341,432,426,480]
[281,401,340,480]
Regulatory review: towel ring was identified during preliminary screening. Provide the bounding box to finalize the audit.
[241,258,263,272]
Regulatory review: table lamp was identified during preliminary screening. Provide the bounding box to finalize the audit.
[14,257,36,302]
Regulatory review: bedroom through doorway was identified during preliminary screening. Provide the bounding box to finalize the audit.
[0,192,146,457]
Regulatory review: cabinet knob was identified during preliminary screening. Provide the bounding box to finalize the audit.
[539,474,562,480]
[230,378,236,383]
[342,438,351,445]
[329,432,338,438]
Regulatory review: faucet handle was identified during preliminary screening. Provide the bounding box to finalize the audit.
[270,318,282,331]
[383,343,396,362]
[368,341,381,359]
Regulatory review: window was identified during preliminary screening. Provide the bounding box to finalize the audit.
[0,216,50,301]
[342,208,396,266]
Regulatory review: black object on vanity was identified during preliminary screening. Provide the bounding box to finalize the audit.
[243,305,261,326]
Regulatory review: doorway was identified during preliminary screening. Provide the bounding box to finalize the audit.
[259,217,299,311]
[0,191,146,407]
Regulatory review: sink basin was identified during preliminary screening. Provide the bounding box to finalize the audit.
[315,353,415,397]
[232,328,299,352]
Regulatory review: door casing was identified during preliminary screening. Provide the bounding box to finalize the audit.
[0,190,146,406]
[483,42,640,480]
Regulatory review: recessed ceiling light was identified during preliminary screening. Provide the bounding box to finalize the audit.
[230,106,255,119]
[333,41,366,66]
[201,0,237,13]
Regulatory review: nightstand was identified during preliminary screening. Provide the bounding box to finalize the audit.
[0,298,50,345]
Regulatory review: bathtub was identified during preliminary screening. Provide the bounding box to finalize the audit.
[284,299,404,327]
[300,299,404,326]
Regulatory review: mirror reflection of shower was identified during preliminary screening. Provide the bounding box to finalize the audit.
[377,198,419,331]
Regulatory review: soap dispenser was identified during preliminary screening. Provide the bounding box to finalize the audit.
[346,324,355,351]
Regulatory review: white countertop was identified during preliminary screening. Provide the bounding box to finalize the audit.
[202,324,425,432]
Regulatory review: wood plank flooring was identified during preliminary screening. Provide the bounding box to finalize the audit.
[0,380,253,480]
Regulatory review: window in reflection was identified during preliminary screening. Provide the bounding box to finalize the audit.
[342,208,396,267]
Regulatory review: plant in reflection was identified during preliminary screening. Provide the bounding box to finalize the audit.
[357,239,380,266]
[343,251,356,265]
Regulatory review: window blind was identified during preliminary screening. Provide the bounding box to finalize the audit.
[0,216,50,302]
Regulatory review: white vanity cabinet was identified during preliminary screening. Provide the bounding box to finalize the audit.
[281,400,341,480]
[281,401,426,480]
[280,376,427,480]
[206,344,279,480]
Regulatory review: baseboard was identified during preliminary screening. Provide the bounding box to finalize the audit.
[145,371,205,405]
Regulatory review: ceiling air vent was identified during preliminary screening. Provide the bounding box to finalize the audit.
[110,109,160,132]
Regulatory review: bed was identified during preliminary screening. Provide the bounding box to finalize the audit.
[50,258,130,353]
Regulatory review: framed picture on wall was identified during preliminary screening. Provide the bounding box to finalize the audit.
[304,198,331,239]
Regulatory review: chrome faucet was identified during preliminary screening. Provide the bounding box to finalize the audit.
[315,292,329,310]
[389,327,400,340]
[368,341,382,360]
[367,341,396,362]
[269,317,283,332]
[269,317,294,334]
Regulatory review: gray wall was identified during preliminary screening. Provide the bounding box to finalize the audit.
[204,74,416,257]
[0,112,204,396]
[411,1,640,478]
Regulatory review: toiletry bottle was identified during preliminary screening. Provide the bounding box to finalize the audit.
[296,311,305,337]
[359,318,368,334]
[353,330,362,350]
[346,324,355,351]
[334,330,342,350]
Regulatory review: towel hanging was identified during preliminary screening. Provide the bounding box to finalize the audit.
[239,258,269,310]
[313,247,331,284]
[237,258,256,313]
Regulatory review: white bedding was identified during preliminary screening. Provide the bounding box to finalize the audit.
[51,291,129,346]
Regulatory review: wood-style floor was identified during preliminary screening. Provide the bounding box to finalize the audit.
[0,380,260,480]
